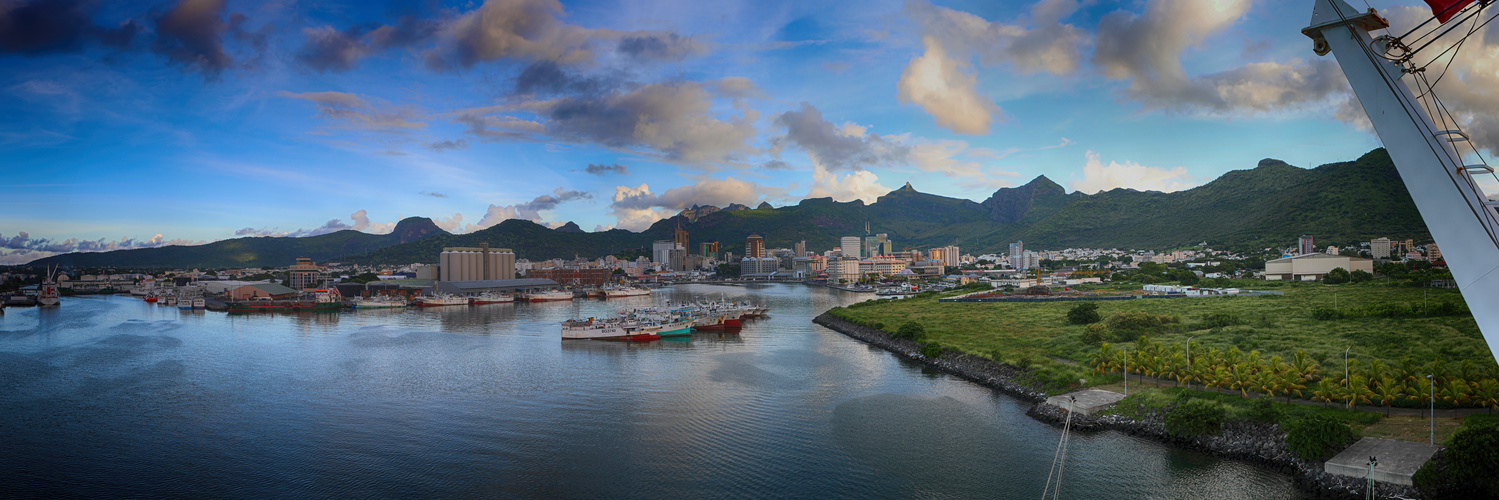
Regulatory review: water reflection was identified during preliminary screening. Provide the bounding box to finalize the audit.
[0,287,1304,499]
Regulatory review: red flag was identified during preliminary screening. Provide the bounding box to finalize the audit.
[1426,0,1477,23]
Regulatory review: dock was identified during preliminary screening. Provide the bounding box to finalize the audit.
[1045,389,1126,416]
[1324,437,1438,486]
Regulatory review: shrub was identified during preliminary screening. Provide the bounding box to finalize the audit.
[1414,418,1499,498]
[1165,399,1227,436]
[920,342,944,359]
[1107,311,1160,331]
[1310,307,1343,321]
[1350,269,1373,283]
[1014,353,1037,370]
[893,321,926,340]
[1324,267,1351,284]
[1284,414,1355,460]
[1083,323,1108,345]
[1067,302,1102,325]
[1199,312,1243,329]
[1247,397,1281,424]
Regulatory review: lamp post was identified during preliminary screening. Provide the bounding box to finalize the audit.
[1186,337,1194,389]
[1428,374,1435,446]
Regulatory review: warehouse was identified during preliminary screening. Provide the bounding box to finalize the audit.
[1264,253,1374,281]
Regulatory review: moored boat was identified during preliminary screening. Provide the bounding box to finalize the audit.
[470,292,514,305]
[350,296,407,309]
[527,289,574,302]
[412,294,468,307]
[603,286,652,298]
[37,267,60,307]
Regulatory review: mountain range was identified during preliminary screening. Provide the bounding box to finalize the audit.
[25,148,1432,268]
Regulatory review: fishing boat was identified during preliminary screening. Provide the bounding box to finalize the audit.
[349,296,407,309]
[603,286,652,298]
[526,289,575,302]
[144,293,159,303]
[561,318,634,339]
[412,294,468,307]
[177,294,195,310]
[130,278,157,297]
[192,297,206,310]
[164,295,178,307]
[470,292,515,305]
[226,290,341,313]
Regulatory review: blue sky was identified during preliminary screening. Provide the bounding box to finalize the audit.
[3,0,1493,264]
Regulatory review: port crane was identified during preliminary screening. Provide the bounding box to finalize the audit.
[1304,0,1499,362]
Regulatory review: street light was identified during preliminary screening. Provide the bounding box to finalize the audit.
[1428,374,1435,446]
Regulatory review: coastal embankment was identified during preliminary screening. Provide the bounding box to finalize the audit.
[813,312,1425,499]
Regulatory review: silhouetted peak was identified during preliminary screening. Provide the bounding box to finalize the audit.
[554,221,584,233]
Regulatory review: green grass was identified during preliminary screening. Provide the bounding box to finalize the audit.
[835,281,1490,380]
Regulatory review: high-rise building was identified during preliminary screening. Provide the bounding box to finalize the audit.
[1428,243,1443,261]
[795,240,806,257]
[700,241,720,260]
[864,233,890,258]
[1008,241,1024,269]
[289,257,321,290]
[841,236,861,259]
[674,224,689,250]
[745,234,765,258]
[653,240,677,266]
[1371,237,1391,259]
[1298,235,1315,255]
[933,245,960,267]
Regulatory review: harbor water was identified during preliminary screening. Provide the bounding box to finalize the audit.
[0,284,1303,498]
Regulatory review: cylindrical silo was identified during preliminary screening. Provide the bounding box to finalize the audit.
[440,251,451,282]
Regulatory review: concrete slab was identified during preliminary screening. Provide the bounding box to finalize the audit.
[1324,437,1439,486]
[1046,389,1126,416]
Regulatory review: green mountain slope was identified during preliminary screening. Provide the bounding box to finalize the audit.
[28,148,1434,268]
[28,217,446,269]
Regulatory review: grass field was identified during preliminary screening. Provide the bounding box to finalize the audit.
[830,280,1491,396]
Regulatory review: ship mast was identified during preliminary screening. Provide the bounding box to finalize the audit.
[1304,0,1499,362]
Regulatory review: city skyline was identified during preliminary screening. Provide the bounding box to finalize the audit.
[5,0,1494,265]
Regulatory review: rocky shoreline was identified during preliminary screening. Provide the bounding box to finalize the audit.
[813,313,1425,500]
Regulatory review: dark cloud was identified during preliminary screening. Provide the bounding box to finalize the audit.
[454,113,542,141]
[772,103,907,171]
[232,219,351,238]
[427,138,470,151]
[151,0,233,78]
[527,80,758,163]
[584,163,628,175]
[474,187,593,229]
[512,60,620,97]
[617,33,705,61]
[295,15,438,73]
[1,230,201,255]
[421,191,449,198]
[296,26,365,72]
[761,159,798,170]
[0,0,140,54]
[277,91,426,131]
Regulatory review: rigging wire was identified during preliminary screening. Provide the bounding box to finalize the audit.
[1326,0,1499,248]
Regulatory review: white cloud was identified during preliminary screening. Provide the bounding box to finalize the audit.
[433,213,466,233]
[897,36,1000,134]
[1069,151,1203,194]
[808,164,892,204]
[607,178,780,231]
[350,209,396,234]
[473,188,592,230]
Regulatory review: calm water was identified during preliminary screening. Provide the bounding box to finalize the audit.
[0,284,1303,498]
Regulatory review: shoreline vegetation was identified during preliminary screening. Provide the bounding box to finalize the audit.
[815,280,1499,498]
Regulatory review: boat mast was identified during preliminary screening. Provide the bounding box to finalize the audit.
[1304,0,1499,362]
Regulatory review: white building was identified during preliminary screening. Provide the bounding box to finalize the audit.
[1264,253,1374,281]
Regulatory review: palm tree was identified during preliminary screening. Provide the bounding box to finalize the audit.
[1373,376,1404,416]
[1228,364,1256,398]
[1090,344,1117,374]
[1292,350,1320,384]
[1440,379,1471,407]
[1457,359,1479,386]
[1397,357,1422,388]
[1281,370,1307,403]
[1471,378,1499,413]
[1346,374,1374,409]
[1311,379,1339,407]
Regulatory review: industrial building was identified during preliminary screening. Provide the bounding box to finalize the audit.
[434,278,561,296]
[1264,253,1374,281]
[439,245,516,282]
[228,283,298,300]
[526,268,613,286]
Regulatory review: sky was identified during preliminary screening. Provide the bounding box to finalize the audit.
[4,0,1498,264]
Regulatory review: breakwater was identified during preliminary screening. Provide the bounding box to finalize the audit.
[813,312,1425,499]
[812,312,1047,402]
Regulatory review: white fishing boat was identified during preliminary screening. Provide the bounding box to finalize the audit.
[561,319,634,339]
[412,294,468,307]
[350,296,407,309]
[603,286,652,298]
[192,297,206,309]
[130,278,157,297]
[470,292,515,304]
[527,289,575,302]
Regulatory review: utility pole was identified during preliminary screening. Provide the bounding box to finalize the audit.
[1428,374,1435,446]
